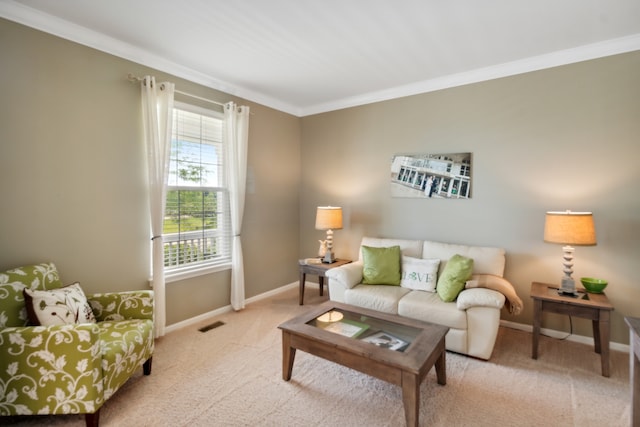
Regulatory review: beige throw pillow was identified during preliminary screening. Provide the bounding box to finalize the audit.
[23,282,97,326]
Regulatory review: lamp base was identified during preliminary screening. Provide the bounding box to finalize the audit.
[557,245,578,296]
[322,251,336,263]
[559,277,578,296]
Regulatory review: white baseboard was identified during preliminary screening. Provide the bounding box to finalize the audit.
[166,282,630,354]
[164,281,301,334]
[165,305,233,334]
[245,281,302,304]
[500,319,629,353]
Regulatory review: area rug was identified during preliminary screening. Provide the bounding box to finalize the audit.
[2,287,631,426]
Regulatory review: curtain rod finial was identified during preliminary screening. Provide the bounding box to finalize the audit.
[127,73,142,83]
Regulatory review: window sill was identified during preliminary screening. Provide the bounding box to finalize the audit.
[165,263,232,284]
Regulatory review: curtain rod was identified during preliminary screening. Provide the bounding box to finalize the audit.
[127,73,226,108]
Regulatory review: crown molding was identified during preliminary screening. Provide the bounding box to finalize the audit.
[2,1,638,118]
[300,33,640,116]
[0,1,301,116]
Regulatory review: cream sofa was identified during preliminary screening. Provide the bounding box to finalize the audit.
[325,237,522,360]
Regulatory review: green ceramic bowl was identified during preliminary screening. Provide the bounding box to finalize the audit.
[580,277,608,293]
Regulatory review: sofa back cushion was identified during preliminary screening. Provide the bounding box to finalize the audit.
[360,237,423,260]
[422,241,506,277]
[0,262,64,328]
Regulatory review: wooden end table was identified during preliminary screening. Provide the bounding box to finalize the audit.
[297,258,351,305]
[625,316,640,426]
[530,281,614,377]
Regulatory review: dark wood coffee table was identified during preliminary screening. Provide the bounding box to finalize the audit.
[278,301,448,427]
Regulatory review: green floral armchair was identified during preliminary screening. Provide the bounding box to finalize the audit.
[0,263,154,426]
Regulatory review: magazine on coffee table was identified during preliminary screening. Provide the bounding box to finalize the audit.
[362,331,408,351]
[322,319,369,338]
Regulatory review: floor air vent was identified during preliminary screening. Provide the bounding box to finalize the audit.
[198,321,225,332]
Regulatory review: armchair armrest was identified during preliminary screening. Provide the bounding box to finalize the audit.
[0,324,102,416]
[325,261,364,289]
[88,290,154,322]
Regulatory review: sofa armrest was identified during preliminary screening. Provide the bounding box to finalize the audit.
[325,261,364,289]
[88,290,154,322]
[0,324,102,416]
[457,288,505,311]
[465,274,523,315]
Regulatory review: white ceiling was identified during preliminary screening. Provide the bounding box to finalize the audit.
[2,0,640,116]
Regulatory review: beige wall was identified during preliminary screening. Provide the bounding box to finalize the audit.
[300,52,640,345]
[0,19,301,325]
[3,17,639,345]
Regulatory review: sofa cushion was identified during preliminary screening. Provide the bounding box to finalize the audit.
[23,282,97,326]
[422,240,505,277]
[400,256,439,292]
[344,285,411,314]
[437,254,474,302]
[0,262,64,328]
[398,291,468,330]
[360,237,423,260]
[362,245,401,285]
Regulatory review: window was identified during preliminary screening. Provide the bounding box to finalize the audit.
[163,103,231,281]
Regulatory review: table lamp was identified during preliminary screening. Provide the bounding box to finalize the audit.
[543,210,596,295]
[315,206,343,263]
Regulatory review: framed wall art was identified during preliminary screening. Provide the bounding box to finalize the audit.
[390,152,472,199]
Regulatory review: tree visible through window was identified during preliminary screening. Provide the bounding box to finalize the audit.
[164,104,231,276]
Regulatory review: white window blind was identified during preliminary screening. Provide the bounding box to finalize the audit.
[163,103,231,279]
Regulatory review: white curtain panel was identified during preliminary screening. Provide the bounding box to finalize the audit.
[225,102,250,311]
[141,76,174,337]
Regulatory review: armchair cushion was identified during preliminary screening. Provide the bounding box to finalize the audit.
[23,282,96,326]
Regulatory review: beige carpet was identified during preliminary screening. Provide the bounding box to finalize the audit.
[3,286,631,426]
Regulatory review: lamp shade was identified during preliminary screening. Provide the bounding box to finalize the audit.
[543,211,596,246]
[315,206,343,230]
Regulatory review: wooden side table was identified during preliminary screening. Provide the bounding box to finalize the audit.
[625,316,640,426]
[297,258,351,305]
[530,282,614,377]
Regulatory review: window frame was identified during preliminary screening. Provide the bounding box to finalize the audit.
[164,102,231,283]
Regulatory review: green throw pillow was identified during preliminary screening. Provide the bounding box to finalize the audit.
[437,254,474,302]
[362,245,401,285]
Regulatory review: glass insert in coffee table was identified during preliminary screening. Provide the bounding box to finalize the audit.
[307,307,422,352]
